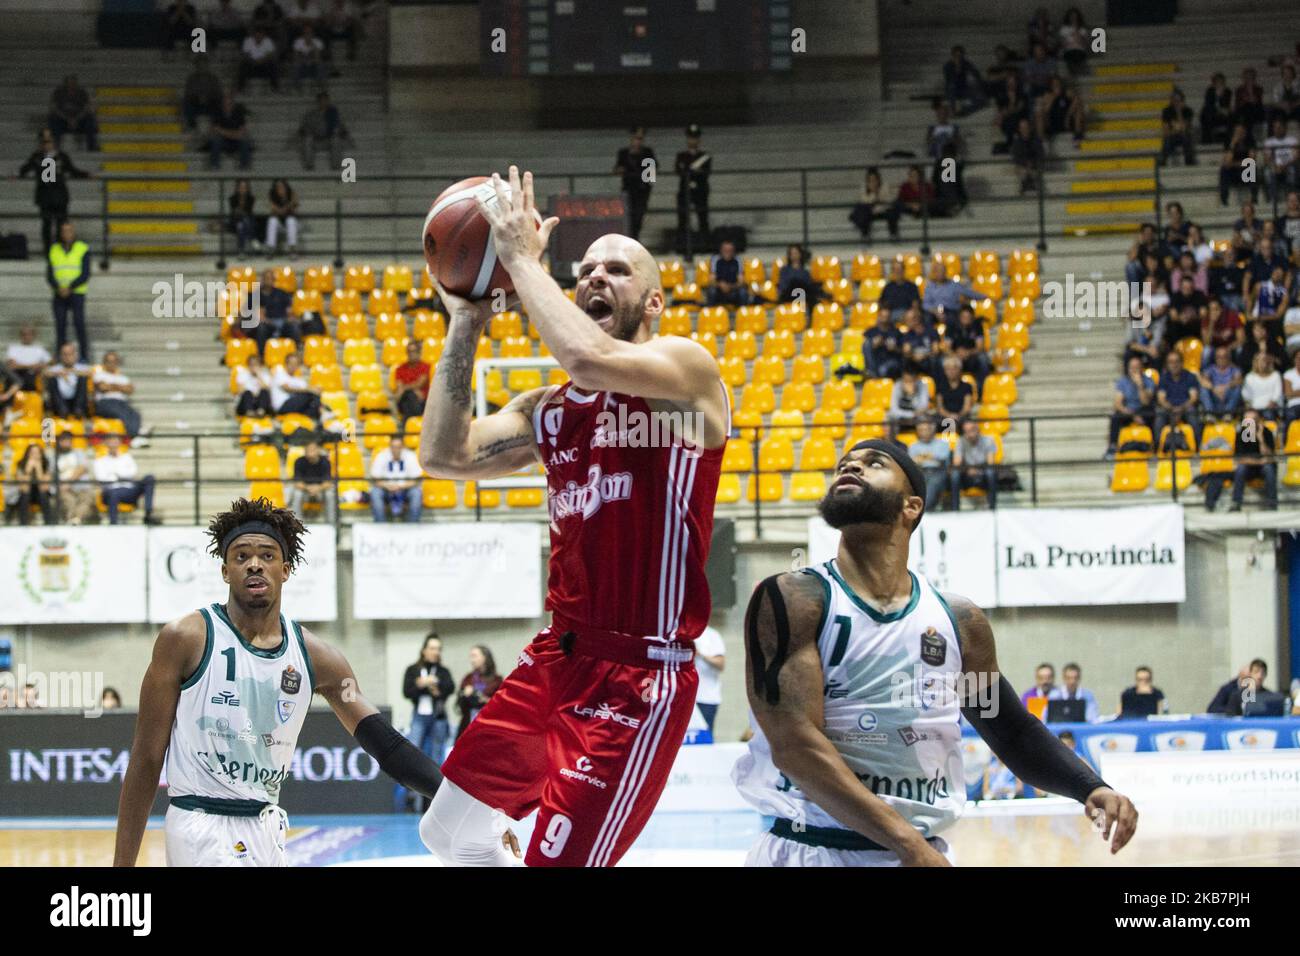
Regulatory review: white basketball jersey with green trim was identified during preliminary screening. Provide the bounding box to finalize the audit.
[164,604,314,804]
[732,561,966,838]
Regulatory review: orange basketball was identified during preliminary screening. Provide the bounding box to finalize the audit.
[422,176,539,300]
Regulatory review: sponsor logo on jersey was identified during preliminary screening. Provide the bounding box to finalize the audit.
[280,665,301,695]
[232,841,249,859]
[237,719,258,744]
[546,447,578,468]
[857,711,878,732]
[547,464,634,522]
[920,628,946,666]
[853,767,952,806]
[516,650,534,668]
[897,726,939,747]
[261,733,275,747]
[277,700,296,724]
[824,679,849,699]
[210,690,240,707]
[559,755,607,789]
[572,701,641,729]
[646,644,693,664]
[542,406,564,447]
[826,729,888,745]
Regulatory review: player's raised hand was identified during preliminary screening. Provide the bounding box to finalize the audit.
[435,279,496,325]
[479,166,559,269]
[1084,787,1138,853]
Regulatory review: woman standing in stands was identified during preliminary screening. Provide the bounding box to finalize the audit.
[229,178,258,257]
[235,353,274,417]
[1058,8,1089,77]
[4,444,57,526]
[454,645,501,740]
[265,178,300,258]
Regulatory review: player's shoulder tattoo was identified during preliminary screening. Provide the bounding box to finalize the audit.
[744,571,826,706]
[941,591,994,660]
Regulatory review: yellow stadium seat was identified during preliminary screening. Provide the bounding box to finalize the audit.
[752,354,786,387]
[860,378,894,410]
[225,337,258,370]
[335,313,370,343]
[810,303,845,333]
[301,335,335,367]
[791,355,826,385]
[780,382,816,414]
[758,436,794,472]
[1110,454,1151,493]
[935,251,962,276]
[423,479,458,509]
[742,257,766,285]
[717,355,747,387]
[732,407,763,441]
[689,331,718,358]
[475,336,494,362]
[401,417,422,450]
[349,363,383,393]
[247,480,286,508]
[790,471,827,501]
[1002,297,1033,325]
[801,328,836,359]
[291,289,324,317]
[969,250,1000,277]
[507,368,543,392]
[997,322,1030,351]
[1010,271,1040,300]
[857,278,886,303]
[368,289,400,316]
[500,336,533,359]
[361,414,398,450]
[383,264,414,293]
[849,253,883,281]
[548,368,570,387]
[716,473,742,503]
[320,390,351,420]
[697,307,730,336]
[673,282,704,305]
[420,337,445,366]
[344,265,375,293]
[1155,459,1193,492]
[723,330,758,361]
[810,255,842,284]
[770,410,805,442]
[746,473,785,502]
[276,413,316,438]
[977,402,1011,436]
[734,305,768,336]
[271,266,297,293]
[262,337,297,369]
[411,310,446,341]
[1010,248,1039,274]
[750,280,779,304]
[243,444,281,480]
[982,374,1018,406]
[302,265,335,293]
[722,437,753,472]
[763,329,796,360]
[330,289,362,317]
[799,434,838,470]
[342,338,377,367]
[380,336,411,368]
[900,254,922,280]
[995,347,1025,378]
[823,278,855,306]
[1174,338,1203,372]
[659,259,685,288]
[464,481,500,509]
[739,383,776,415]
[820,379,856,414]
[506,487,545,508]
[1198,422,1237,474]
[489,311,524,340]
[659,307,693,337]
[694,259,713,287]
[309,363,344,392]
[847,407,887,444]
[373,312,406,342]
[840,328,865,354]
[773,303,806,335]
[238,416,275,446]
[227,265,256,287]
[972,273,1003,301]
[848,301,879,330]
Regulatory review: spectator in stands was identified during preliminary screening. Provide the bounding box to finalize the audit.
[47,220,92,363]
[209,92,252,169]
[45,342,92,418]
[1009,116,1045,194]
[1021,41,1058,102]
[102,687,121,709]
[954,417,998,508]
[1284,349,1300,423]
[1118,666,1165,718]
[1108,356,1156,456]
[251,267,295,354]
[1125,223,1159,284]
[1242,352,1283,420]
[251,0,288,50]
[941,304,991,389]
[1204,299,1245,361]
[455,645,501,739]
[1167,273,1207,345]
[162,0,199,53]
[1036,76,1085,146]
[1156,350,1200,441]
[229,178,258,255]
[707,239,749,307]
[0,367,19,419]
[393,340,430,419]
[270,351,322,420]
[1026,7,1057,56]
[1221,408,1278,511]
[1277,190,1300,256]
[613,127,655,242]
[921,260,979,325]
[1124,311,1164,370]
[1232,68,1266,133]
[892,164,936,228]
[907,416,957,511]
[863,307,904,379]
[1252,263,1291,322]
[942,46,986,116]
[17,129,92,253]
[94,433,159,525]
[1158,89,1196,167]
[321,0,361,63]
[181,57,223,132]
[238,25,280,92]
[208,0,247,50]
[1262,117,1299,201]
[849,167,898,242]
[6,323,51,391]
[53,430,97,524]
[692,624,726,734]
[1246,235,1289,302]
[899,303,939,373]
[993,73,1031,154]
[879,258,919,319]
[1272,64,1300,125]
[886,368,929,438]
[1021,663,1054,707]
[285,0,322,39]
[1049,662,1100,722]
[983,44,1022,92]
[265,179,300,257]
[1143,273,1172,341]
[674,124,711,253]
[1185,223,1213,268]
[776,243,821,311]
[1202,73,1233,145]
[1199,346,1242,421]
[235,353,274,416]
[288,438,335,522]
[47,76,99,152]
[292,23,326,90]
[402,633,454,772]
[94,351,150,444]
[1237,315,1286,376]
[3,444,56,525]
[935,354,974,424]
[370,435,422,523]
[1164,200,1191,242]
[1058,8,1089,76]
[1211,248,1248,313]
[298,92,351,171]
[1208,659,1270,715]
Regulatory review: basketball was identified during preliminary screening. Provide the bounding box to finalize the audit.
[422,176,539,300]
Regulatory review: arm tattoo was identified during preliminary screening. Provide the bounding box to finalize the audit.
[471,431,533,464]
[438,316,483,404]
[745,573,823,706]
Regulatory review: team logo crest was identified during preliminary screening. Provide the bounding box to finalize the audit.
[920,628,946,666]
[281,665,301,695]
[277,700,296,724]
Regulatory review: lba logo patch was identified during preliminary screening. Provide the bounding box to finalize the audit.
[920,628,946,666]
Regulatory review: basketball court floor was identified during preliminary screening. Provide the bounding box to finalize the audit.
[5,797,1298,866]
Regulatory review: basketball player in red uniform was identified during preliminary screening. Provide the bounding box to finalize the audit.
[417,167,730,866]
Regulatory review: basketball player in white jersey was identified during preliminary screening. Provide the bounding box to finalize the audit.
[733,440,1139,866]
[113,497,465,867]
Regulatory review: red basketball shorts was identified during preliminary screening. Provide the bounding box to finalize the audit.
[440,622,698,867]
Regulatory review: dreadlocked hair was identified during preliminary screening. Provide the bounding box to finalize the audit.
[206,497,308,568]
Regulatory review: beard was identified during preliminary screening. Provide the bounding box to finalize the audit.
[605,290,651,342]
[818,483,906,529]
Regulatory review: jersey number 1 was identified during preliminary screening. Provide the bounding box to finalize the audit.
[221,647,236,682]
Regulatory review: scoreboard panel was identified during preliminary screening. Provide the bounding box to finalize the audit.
[481,0,792,76]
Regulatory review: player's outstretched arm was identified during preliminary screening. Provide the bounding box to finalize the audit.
[745,573,949,866]
[304,630,444,800]
[417,285,546,480]
[113,613,205,866]
[949,593,1139,854]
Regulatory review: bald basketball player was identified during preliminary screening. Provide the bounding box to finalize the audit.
[733,440,1139,866]
[417,166,730,866]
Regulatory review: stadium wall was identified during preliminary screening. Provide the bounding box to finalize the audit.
[9,527,1281,745]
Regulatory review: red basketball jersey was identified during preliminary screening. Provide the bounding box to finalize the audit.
[531,381,728,641]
